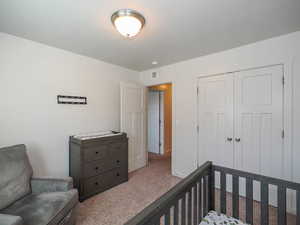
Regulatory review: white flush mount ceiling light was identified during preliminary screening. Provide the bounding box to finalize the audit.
[111,9,145,38]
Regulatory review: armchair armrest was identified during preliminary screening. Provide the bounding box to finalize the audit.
[0,214,23,225]
[30,177,74,194]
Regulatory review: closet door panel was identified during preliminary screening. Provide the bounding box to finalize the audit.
[197,74,234,168]
[234,65,283,178]
[234,65,283,206]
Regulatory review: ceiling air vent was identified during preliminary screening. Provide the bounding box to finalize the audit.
[152,71,158,78]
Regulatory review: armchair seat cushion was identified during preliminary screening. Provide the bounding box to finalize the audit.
[2,189,78,225]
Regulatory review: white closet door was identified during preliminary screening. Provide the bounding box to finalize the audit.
[234,65,283,205]
[234,65,283,178]
[198,74,234,168]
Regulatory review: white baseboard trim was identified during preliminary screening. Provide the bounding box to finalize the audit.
[172,170,188,179]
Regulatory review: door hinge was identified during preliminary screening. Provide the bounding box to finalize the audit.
[197,125,199,133]
[282,76,285,85]
[197,86,199,95]
[282,130,285,139]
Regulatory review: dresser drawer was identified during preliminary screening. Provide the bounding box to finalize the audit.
[70,133,128,201]
[109,142,127,166]
[84,168,127,195]
[83,145,108,162]
[84,159,109,178]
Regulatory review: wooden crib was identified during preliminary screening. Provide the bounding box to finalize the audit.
[124,161,300,225]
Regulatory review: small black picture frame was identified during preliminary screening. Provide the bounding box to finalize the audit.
[57,95,87,105]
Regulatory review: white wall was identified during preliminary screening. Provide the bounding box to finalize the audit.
[0,33,139,177]
[140,31,300,183]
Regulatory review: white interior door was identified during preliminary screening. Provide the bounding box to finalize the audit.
[197,74,234,168]
[235,65,283,177]
[148,91,160,154]
[234,65,284,205]
[159,92,164,155]
[121,82,146,172]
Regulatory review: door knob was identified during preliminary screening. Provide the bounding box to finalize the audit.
[235,138,241,142]
[227,138,233,142]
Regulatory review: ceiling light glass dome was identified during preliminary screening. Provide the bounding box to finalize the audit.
[111,9,145,38]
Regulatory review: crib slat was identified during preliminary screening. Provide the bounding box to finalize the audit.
[261,182,269,225]
[297,190,300,225]
[245,178,253,224]
[232,175,239,219]
[164,209,170,225]
[198,181,202,223]
[188,190,192,225]
[203,176,208,215]
[220,172,226,214]
[182,194,186,225]
[152,217,161,225]
[193,186,197,225]
[208,169,215,211]
[174,201,179,225]
[278,186,286,225]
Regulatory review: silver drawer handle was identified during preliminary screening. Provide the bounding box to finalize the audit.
[235,138,241,142]
[227,138,233,142]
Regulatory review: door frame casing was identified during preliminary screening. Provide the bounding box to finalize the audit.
[159,91,165,155]
[146,83,175,171]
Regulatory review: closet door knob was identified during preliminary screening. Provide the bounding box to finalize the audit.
[227,138,233,142]
[235,138,241,142]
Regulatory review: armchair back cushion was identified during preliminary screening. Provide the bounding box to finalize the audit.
[0,144,33,210]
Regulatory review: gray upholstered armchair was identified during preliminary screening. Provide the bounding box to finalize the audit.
[0,144,78,225]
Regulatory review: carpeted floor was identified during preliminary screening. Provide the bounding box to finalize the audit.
[77,156,296,225]
[77,155,180,225]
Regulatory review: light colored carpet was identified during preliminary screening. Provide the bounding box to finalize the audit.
[77,156,180,225]
[77,156,296,225]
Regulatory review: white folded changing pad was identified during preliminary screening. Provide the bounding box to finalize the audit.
[73,131,122,140]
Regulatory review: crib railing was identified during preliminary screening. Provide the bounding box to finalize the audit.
[124,161,300,225]
[213,165,300,225]
[124,161,213,225]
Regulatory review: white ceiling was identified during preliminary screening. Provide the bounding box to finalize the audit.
[1,0,300,71]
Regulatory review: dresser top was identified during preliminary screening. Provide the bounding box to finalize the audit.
[70,131,127,145]
[73,131,123,140]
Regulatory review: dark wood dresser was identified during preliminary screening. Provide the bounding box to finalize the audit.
[69,132,128,201]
